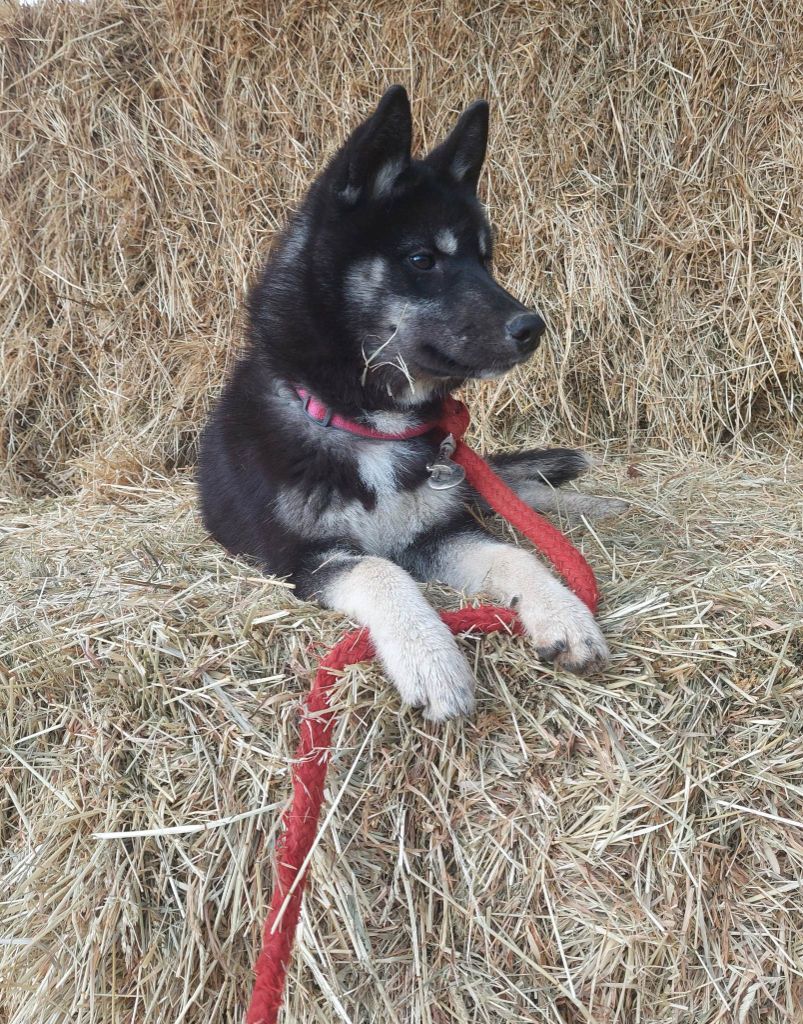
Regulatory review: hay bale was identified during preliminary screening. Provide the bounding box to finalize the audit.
[2,3,802,1023]
[1,458,802,1021]
[2,0,801,496]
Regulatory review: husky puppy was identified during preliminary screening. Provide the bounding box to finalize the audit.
[199,86,622,721]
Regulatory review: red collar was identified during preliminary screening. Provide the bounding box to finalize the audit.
[295,387,441,440]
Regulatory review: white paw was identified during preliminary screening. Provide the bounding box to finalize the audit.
[573,495,629,520]
[517,585,609,676]
[377,633,476,722]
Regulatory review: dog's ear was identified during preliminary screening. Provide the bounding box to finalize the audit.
[425,100,489,192]
[333,85,412,205]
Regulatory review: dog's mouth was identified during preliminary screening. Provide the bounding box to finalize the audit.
[417,343,522,380]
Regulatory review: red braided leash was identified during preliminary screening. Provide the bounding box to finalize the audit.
[245,401,599,1023]
[437,397,599,614]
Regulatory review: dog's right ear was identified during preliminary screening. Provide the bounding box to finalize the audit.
[332,85,413,205]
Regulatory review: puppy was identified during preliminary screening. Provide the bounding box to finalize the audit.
[199,86,622,721]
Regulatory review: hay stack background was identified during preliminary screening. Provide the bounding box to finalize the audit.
[1,2,801,1022]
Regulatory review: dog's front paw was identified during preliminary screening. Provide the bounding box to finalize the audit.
[419,651,477,722]
[518,587,609,676]
[378,635,476,722]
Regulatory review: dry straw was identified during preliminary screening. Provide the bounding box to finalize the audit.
[1,2,802,1022]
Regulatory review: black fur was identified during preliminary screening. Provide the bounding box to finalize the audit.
[488,448,590,487]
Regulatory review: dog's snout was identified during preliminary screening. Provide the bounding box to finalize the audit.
[506,312,545,354]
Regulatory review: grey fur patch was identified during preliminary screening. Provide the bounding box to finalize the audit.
[513,482,630,522]
[434,229,458,255]
[275,214,311,266]
[451,155,473,183]
[345,256,387,307]
[373,157,406,199]
[339,184,362,204]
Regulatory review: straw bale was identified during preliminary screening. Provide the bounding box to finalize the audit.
[2,2,802,1022]
[1,0,802,497]
[2,455,802,1021]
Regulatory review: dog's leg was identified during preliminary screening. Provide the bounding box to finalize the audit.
[303,553,475,722]
[409,530,609,676]
[487,449,628,522]
[503,480,629,521]
[488,448,591,486]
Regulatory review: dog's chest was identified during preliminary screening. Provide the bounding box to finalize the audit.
[276,440,462,556]
[353,443,461,554]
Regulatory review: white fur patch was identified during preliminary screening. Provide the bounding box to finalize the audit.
[394,376,442,406]
[358,471,461,555]
[434,229,458,255]
[436,537,609,674]
[357,443,399,493]
[324,556,475,720]
[475,365,511,380]
[478,230,490,258]
[363,408,427,435]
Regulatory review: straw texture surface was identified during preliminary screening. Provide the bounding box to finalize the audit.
[2,3,802,1022]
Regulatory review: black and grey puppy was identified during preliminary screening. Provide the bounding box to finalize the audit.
[199,86,622,721]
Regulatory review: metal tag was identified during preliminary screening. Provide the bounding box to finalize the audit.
[427,461,466,489]
[427,434,466,490]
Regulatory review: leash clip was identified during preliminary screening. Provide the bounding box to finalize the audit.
[426,434,466,490]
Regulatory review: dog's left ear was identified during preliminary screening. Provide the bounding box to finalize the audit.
[425,100,489,192]
[333,85,413,204]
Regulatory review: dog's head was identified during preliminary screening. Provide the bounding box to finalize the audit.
[265,86,545,405]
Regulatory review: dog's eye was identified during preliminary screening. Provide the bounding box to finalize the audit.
[408,252,436,271]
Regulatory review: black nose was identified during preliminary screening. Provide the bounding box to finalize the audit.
[506,312,546,354]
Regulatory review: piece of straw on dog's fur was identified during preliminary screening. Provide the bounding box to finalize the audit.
[2,2,803,1022]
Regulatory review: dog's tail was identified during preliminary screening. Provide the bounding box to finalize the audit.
[488,448,591,487]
